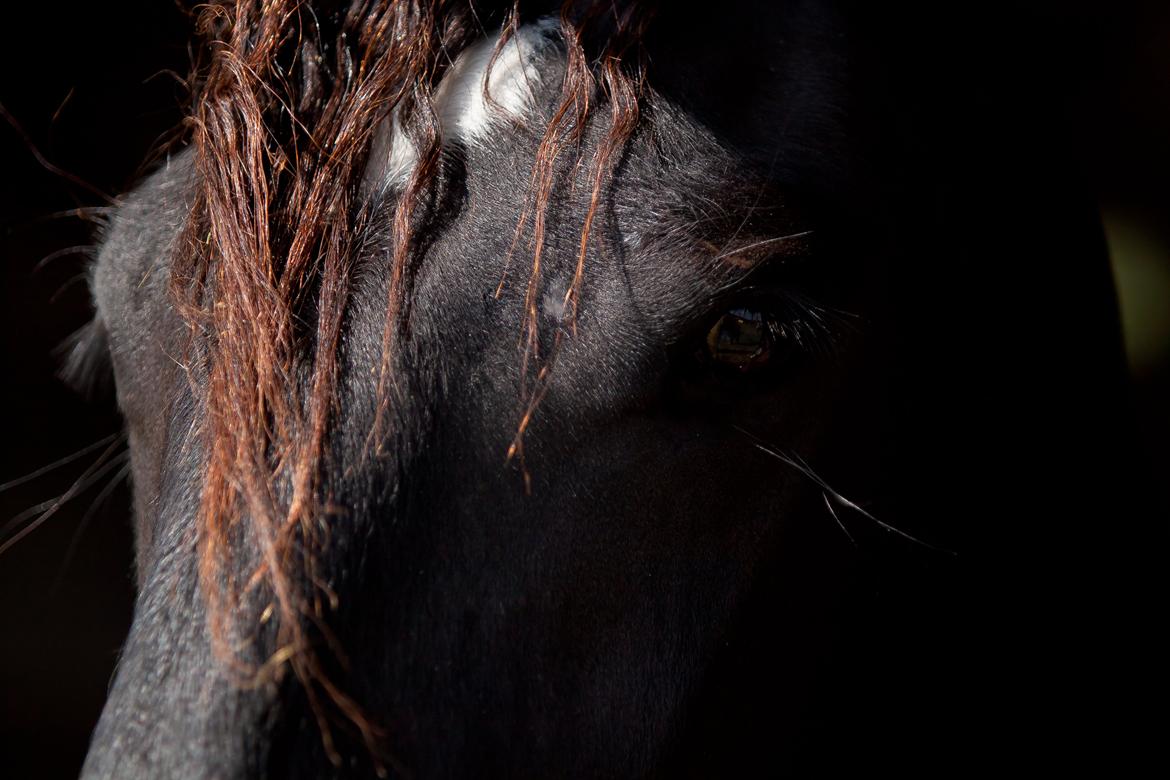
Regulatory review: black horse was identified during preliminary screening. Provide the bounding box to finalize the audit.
[76,1,1157,777]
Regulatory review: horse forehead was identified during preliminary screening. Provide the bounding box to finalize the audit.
[366,11,841,231]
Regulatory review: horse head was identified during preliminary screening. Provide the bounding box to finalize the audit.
[76,2,1152,776]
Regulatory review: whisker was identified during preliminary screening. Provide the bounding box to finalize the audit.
[0,441,129,557]
[17,206,114,228]
[33,245,97,273]
[709,230,813,263]
[733,425,951,553]
[50,273,90,303]
[50,86,75,129]
[0,433,121,494]
[0,449,128,543]
[712,144,786,260]
[48,460,133,595]
[0,100,115,204]
[822,491,857,546]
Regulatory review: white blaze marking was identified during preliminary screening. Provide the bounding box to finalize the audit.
[363,19,559,194]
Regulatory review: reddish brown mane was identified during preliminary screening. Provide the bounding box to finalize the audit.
[170,0,651,764]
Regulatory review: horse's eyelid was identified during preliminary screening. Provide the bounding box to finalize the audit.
[720,288,843,356]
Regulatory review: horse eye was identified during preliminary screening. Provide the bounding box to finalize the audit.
[704,307,783,372]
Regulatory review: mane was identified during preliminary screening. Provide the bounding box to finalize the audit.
[170,0,652,765]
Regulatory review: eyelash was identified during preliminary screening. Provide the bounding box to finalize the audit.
[705,288,841,352]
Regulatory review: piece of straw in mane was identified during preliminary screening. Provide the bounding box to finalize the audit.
[169,0,652,766]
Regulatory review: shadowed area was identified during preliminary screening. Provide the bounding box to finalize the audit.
[0,1,1166,777]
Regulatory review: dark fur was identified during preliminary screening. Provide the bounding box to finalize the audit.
[79,1,1157,777]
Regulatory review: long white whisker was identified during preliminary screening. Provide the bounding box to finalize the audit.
[733,425,951,553]
[823,491,857,546]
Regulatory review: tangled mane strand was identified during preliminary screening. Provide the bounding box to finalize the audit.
[171,0,653,765]
[505,1,651,480]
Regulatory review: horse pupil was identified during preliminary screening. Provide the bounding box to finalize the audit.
[706,308,775,371]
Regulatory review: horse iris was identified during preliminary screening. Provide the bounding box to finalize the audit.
[705,308,779,372]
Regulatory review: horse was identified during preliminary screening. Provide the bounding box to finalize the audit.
[74,1,1158,776]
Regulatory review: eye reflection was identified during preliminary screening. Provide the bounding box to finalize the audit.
[705,307,780,372]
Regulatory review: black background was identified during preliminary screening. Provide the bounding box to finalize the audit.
[1,2,1167,777]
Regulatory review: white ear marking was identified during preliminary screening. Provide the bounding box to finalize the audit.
[362,19,560,194]
[433,17,559,143]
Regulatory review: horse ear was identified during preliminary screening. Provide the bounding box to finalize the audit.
[58,317,113,400]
